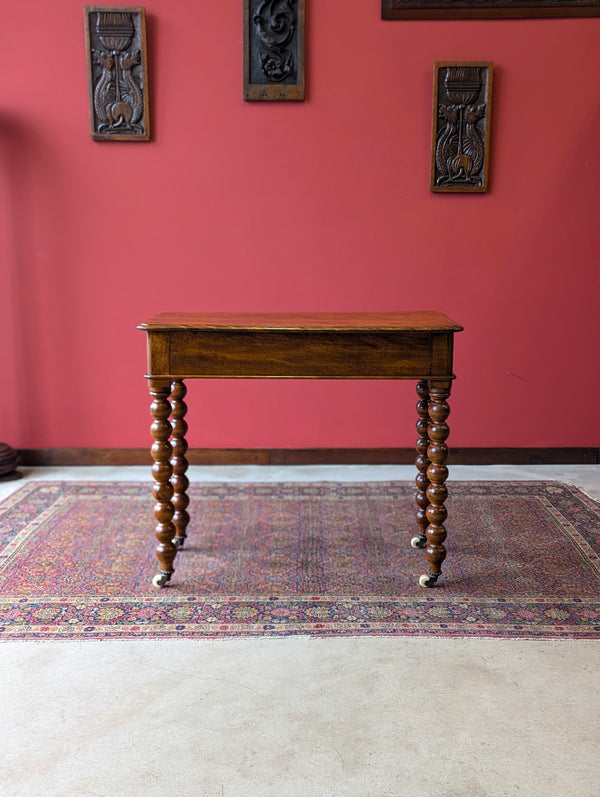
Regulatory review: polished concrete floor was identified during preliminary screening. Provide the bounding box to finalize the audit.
[1,464,599,796]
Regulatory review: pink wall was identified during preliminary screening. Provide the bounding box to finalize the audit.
[1,1,599,450]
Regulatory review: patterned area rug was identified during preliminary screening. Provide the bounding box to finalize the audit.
[0,481,599,640]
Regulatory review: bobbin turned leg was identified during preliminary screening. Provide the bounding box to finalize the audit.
[149,378,176,587]
[170,380,190,549]
[412,380,430,550]
[419,379,452,588]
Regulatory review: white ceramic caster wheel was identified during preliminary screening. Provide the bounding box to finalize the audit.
[172,536,183,549]
[152,573,169,588]
[419,574,436,588]
[410,536,426,549]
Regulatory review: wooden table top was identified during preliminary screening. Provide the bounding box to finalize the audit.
[138,311,463,333]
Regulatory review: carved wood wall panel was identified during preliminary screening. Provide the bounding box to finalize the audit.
[84,6,150,141]
[244,0,305,101]
[382,0,600,19]
[430,62,493,193]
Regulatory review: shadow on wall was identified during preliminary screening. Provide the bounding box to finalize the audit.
[0,112,82,446]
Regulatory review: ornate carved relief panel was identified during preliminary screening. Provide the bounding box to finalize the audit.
[430,62,493,193]
[84,6,150,141]
[244,0,305,101]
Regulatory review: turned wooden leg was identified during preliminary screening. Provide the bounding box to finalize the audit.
[419,379,452,588]
[411,380,430,550]
[170,380,190,549]
[149,378,176,587]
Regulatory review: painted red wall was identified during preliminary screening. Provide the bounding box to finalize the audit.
[1,1,599,450]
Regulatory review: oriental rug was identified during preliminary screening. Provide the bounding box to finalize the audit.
[0,481,599,640]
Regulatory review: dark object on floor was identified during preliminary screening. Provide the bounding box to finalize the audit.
[0,443,21,481]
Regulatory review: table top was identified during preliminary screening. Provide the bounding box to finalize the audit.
[138,312,463,333]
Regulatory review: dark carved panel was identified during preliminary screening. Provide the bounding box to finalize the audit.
[430,62,493,193]
[244,0,305,101]
[382,0,600,19]
[84,6,150,141]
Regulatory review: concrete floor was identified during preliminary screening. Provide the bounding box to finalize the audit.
[1,464,599,796]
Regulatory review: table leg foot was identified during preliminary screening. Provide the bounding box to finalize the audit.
[423,379,452,586]
[152,571,173,588]
[149,378,177,585]
[418,571,441,588]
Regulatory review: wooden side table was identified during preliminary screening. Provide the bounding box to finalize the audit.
[138,312,463,588]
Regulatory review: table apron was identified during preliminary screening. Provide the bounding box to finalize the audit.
[145,329,456,379]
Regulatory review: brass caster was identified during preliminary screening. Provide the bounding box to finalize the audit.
[418,573,440,588]
[410,535,427,549]
[172,536,185,549]
[152,572,172,588]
